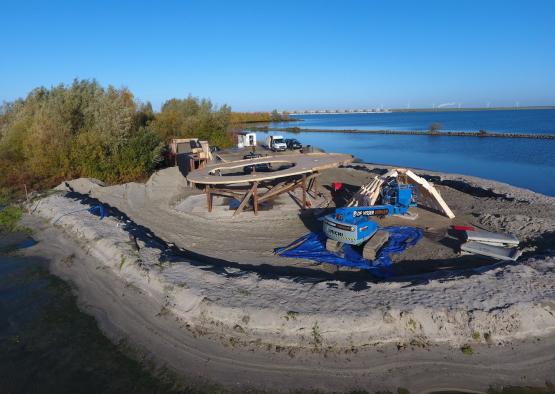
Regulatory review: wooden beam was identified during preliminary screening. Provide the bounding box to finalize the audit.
[208,187,245,198]
[404,170,455,219]
[301,174,307,208]
[258,180,299,202]
[253,182,258,215]
[233,182,256,216]
[257,173,318,203]
[306,172,321,198]
[258,182,297,202]
[206,185,212,212]
[265,180,287,192]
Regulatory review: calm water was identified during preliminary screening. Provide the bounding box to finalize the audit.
[0,246,185,393]
[278,109,555,133]
[264,110,555,196]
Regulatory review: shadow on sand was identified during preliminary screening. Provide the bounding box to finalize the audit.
[62,187,521,292]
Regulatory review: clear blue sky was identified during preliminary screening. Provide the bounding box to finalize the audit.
[1,0,554,111]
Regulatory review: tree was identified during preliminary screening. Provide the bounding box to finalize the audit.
[428,122,442,135]
[0,79,164,191]
[150,95,233,147]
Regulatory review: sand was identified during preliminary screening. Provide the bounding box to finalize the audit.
[21,161,555,392]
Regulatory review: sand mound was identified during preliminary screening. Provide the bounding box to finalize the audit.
[479,213,553,240]
[31,178,555,349]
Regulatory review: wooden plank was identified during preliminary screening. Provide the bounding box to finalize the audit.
[347,168,454,219]
[258,180,299,202]
[368,179,384,205]
[265,180,287,192]
[233,182,256,216]
[307,173,321,198]
[253,182,258,215]
[404,170,455,219]
[209,190,244,199]
[209,187,246,196]
[302,174,307,208]
[206,185,212,212]
[258,173,320,204]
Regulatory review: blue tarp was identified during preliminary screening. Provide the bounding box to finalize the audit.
[53,204,106,224]
[87,204,106,219]
[274,226,423,278]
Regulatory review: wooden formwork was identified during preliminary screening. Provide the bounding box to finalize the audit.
[205,172,321,216]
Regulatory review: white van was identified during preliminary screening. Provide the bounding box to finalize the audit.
[264,135,287,152]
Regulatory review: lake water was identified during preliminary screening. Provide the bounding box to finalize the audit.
[279,109,555,133]
[0,243,184,393]
[264,110,555,196]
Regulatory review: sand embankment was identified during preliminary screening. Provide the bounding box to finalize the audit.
[23,165,555,391]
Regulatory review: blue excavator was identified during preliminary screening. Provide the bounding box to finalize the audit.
[323,181,417,259]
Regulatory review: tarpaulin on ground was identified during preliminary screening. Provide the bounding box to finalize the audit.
[274,226,423,278]
[53,204,106,224]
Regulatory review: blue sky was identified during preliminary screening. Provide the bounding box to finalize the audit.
[1,0,554,111]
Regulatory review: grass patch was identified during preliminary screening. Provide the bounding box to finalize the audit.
[284,311,299,321]
[0,188,13,206]
[460,344,474,355]
[0,205,23,234]
[311,322,322,348]
[472,331,481,341]
[61,254,75,267]
[236,288,251,296]
[119,255,127,271]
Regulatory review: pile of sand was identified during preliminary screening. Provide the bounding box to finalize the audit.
[23,164,555,391]
[31,169,555,349]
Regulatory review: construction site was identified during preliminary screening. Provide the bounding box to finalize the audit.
[26,136,555,392]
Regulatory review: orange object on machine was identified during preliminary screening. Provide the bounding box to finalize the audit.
[332,182,343,192]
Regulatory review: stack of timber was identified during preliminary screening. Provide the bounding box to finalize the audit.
[349,168,456,219]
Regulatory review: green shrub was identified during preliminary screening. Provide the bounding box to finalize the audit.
[460,343,474,355]
[150,95,233,147]
[0,80,241,196]
[0,80,165,191]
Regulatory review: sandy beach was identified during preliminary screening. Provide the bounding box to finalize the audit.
[17,158,555,392]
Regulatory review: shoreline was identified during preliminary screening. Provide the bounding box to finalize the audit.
[20,164,555,392]
[21,211,555,393]
[248,126,555,139]
[286,107,555,114]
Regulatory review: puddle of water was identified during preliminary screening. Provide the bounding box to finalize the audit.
[15,237,38,249]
